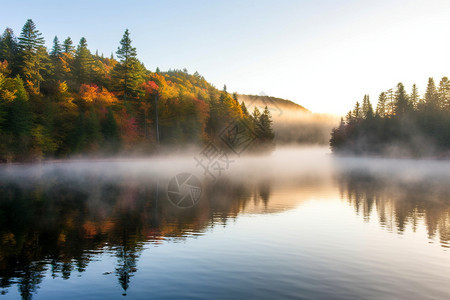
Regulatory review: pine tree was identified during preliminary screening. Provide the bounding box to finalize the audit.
[251,106,275,151]
[438,77,449,111]
[345,110,353,124]
[394,82,410,116]
[366,101,374,119]
[112,29,143,100]
[386,88,395,116]
[17,19,46,92]
[241,101,250,117]
[410,84,420,110]
[74,37,94,84]
[0,28,18,66]
[352,101,362,119]
[62,37,75,54]
[376,92,387,118]
[423,77,439,110]
[260,106,275,141]
[252,107,261,125]
[50,36,62,56]
[362,95,373,119]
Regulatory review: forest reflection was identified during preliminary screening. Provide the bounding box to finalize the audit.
[336,168,450,248]
[0,169,275,299]
[1,160,450,298]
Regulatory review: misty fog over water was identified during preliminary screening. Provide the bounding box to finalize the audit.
[1,147,450,299]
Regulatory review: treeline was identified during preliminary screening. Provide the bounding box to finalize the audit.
[330,76,450,157]
[238,94,338,145]
[0,19,274,162]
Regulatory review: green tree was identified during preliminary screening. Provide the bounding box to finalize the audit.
[386,88,395,116]
[252,106,261,125]
[259,106,275,141]
[0,28,18,66]
[410,84,420,110]
[362,95,373,119]
[438,77,449,111]
[345,110,353,124]
[394,82,410,116]
[423,77,439,110]
[74,37,94,84]
[352,101,362,119]
[251,106,275,151]
[376,92,387,118]
[62,37,75,54]
[17,19,46,92]
[112,29,143,100]
[50,36,62,56]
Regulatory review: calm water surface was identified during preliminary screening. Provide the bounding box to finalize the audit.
[1,148,449,299]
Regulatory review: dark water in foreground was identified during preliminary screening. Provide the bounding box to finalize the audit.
[0,148,449,299]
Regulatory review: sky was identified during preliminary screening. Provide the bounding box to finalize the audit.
[2,0,449,115]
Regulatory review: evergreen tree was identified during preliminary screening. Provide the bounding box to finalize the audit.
[112,29,143,100]
[74,37,94,84]
[62,37,75,54]
[394,82,410,116]
[386,88,395,116]
[345,110,352,124]
[241,101,250,117]
[50,36,62,56]
[252,106,261,125]
[259,106,275,141]
[0,28,18,66]
[17,19,46,92]
[423,77,439,110]
[352,101,362,119]
[410,84,420,110]
[250,106,275,151]
[362,95,373,119]
[366,101,374,119]
[376,92,387,118]
[438,77,449,111]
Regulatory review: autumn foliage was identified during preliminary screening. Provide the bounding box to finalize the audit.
[0,20,269,161]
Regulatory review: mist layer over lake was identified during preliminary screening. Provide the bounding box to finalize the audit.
[1,147,449,299]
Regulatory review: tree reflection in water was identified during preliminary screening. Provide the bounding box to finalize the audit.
[0,171,271,298]
[1,163,450,298]
[337,169,450,248]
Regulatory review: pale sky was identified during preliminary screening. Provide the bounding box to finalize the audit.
[2,0,449,115]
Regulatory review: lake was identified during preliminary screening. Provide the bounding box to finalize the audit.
[1,147,449,299]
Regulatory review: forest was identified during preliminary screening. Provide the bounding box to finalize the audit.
[330,76,450,157]
[0,20,274,162]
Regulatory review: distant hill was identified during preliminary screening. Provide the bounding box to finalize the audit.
[238,94,338,145]
[237,94,310,116]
